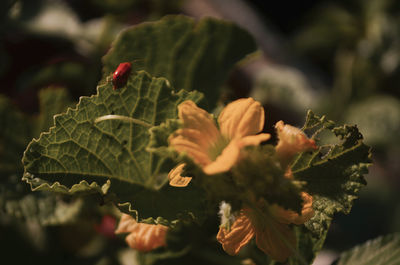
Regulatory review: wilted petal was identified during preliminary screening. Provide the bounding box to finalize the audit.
[272,192,314,225]
[115,214,168,252]
[168,163,192,187]
[203,139,241,175]
[219,98,265,139]
[275,120,317,168]
[255,219,296,262]
[217,210,255,255]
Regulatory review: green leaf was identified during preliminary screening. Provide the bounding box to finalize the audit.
[285,110,371,264]
[292,111,371,237]
[335,233,400,265]
[102,15,257,108]
[22,71,206,222]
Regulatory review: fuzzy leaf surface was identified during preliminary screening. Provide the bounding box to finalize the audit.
[102,15,257,108]
[22,71,205,221]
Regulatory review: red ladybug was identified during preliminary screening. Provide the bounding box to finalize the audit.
[112,62,132,90]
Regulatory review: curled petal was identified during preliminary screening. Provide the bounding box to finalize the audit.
[217,210,255,255]
[115,214,168,252]
[275,121,317,168]
[168,163,192,187]
[271,192,315,225]
[203,139,241,175]
[255,219,296,262]
[219,98,265,139]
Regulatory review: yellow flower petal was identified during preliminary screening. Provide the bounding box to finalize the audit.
[203,133,271,175]
[254,218,296,262]
[169,101,221,167]
[170,99,269,175]
[115,214,168,252]
[219,98,265,139]
[238,133,271,148]
[168,164,192,187]
[169,132,212,166]
[217,210,255,255]
[203,139,241,175]
[178,101,220,146]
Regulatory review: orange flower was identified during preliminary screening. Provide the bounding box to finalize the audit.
[115,214,168,252]
[168,98,271,186]
[217,121,317,262]
[217,193,314,262]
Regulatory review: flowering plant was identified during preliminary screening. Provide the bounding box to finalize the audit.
[18,16,372,265]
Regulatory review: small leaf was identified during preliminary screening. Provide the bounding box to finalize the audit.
[102,15,257,108]
[22,71,206,222]
[282,110,371,265]
[292,111,371,237]
[335,233,400,265]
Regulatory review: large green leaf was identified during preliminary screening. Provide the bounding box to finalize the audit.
[334,233,400,265]
[102,15,257,108]
[282,110,371,264]
[22,71,206,222]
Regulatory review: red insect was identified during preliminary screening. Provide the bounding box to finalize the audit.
[112,62,132,90]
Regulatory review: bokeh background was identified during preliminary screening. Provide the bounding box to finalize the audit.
[1,0,399,264]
